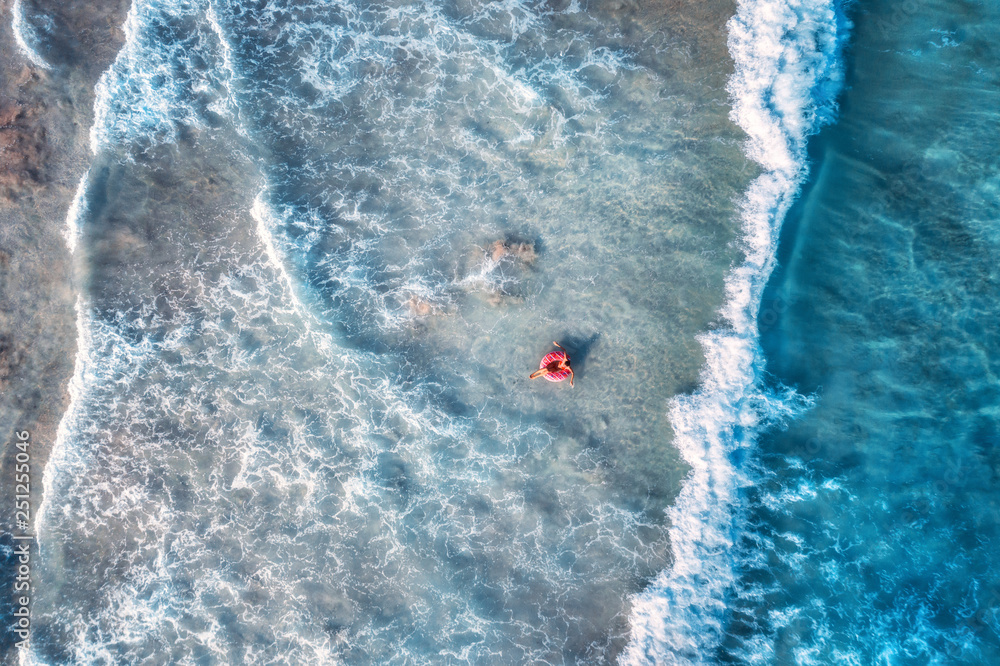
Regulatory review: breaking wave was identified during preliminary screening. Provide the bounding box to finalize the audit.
[622,0,850,662]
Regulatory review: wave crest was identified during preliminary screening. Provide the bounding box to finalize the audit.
[622,0,850,663]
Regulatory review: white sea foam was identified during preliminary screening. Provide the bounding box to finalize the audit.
[36,299,161,542]
[250,191,337,354]
[62,172,90,254]
[36,296,93,541]
[90,0,232,154]
[11,0,52,70]
[621,0,849,662]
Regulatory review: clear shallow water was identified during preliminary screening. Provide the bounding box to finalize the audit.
[722,0,1000,663]
[21,0,995,662]
[23,0,763,662]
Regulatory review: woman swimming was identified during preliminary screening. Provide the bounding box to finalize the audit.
[530,342,574,387]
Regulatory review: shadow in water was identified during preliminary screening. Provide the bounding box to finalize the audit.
[554,333,600,379]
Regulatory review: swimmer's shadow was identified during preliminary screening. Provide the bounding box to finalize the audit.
[558,333,599,379]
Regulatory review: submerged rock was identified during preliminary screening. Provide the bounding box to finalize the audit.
[405,294,439,317]
[488,238,537,266]
[461,237,539,305]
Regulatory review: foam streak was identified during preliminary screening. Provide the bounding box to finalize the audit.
[11,0,52,70]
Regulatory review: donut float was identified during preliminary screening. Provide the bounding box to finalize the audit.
[539,351,570,382]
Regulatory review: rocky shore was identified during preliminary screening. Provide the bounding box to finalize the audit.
[0,0,128,657]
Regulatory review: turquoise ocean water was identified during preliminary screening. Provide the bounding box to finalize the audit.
[722,0,1000,662]
[5,0,999,662]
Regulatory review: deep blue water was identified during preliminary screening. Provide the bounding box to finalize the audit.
[6,0,999,662]
[723,0,1000,662]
